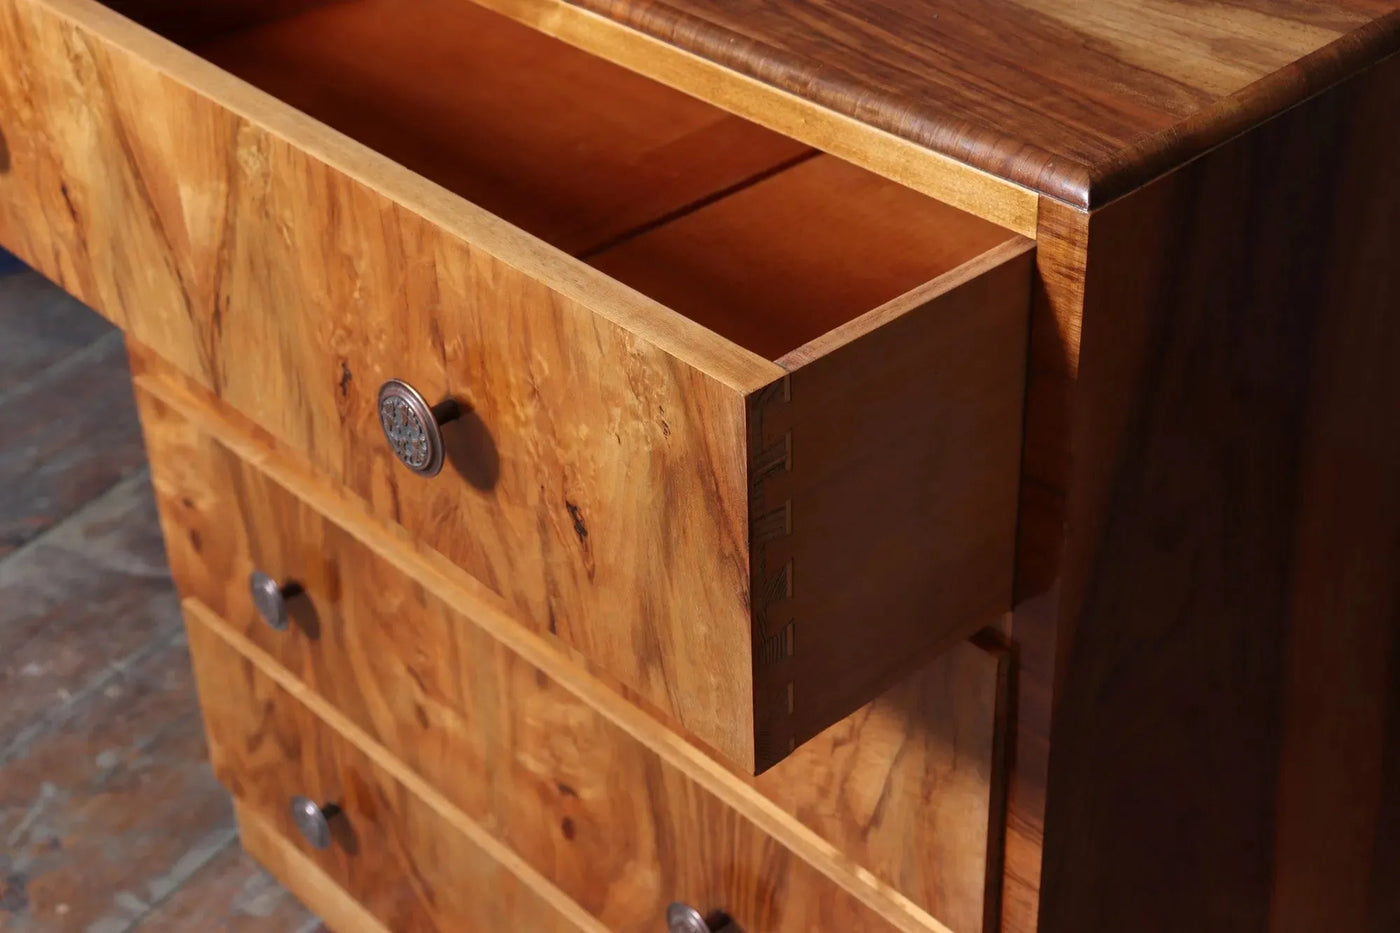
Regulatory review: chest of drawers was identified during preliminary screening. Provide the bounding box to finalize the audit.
[3,1,1398,930]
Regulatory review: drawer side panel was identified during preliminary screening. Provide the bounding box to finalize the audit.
[751,242,1032,765]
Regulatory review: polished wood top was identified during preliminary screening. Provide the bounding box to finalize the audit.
[569,0,1400,207]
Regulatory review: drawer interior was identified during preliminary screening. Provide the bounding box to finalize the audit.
[121,0,1023,361]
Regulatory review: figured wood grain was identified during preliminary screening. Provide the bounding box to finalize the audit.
[142,391,979,931]
[589,155,1021,359]
[183,607,599,933]
[557,0,1400,207]
[0,0,781,386]
[193,0,811,257]
[1041,50,1400,933]
[0,0,766,768]
[0,306,313,931]
[127,363,959,933]
[0,0,1029,772]
[753,646,1011,933]
[189,599,936,933]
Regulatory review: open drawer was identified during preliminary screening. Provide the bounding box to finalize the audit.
[0,0,1032,771]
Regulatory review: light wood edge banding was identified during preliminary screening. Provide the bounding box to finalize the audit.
[233,803,394,933]
[131,360,951,933]
[38,0,782,393]
[198,604,608,932]
[467,0,1040,238]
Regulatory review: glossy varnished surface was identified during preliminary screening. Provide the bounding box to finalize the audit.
[1042,51,1400,933]
[0,0,764,768]
[131,350,1008,930]
[133,354,1008,932]
[0,271,318,931]
[566,0,1400,206]
[0,0,1034,773]
[183,605,596,933]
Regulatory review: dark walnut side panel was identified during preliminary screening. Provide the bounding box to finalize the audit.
[996,195,1094,933]
[1042,51,1400,933]
[568,0,1400,206]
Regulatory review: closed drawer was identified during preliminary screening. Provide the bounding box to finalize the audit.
[182,601,595,933]
[0,0,1032,771]
[141,382,1000,932]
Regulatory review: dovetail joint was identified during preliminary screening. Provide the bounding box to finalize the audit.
[749,377,795,766]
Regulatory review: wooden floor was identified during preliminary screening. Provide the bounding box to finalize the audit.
[0,260,324,931]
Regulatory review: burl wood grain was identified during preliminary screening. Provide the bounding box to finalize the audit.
[194,0,811,257]
[1041,51,1400,933]
[140,385,1005,931]
[0,0,1032,770]
[0,0,768,767]
[754,646,1011,933]
[0,276,317,931]
[187,600,934,933]
[183,606,598,933]
[564,0,1400,207]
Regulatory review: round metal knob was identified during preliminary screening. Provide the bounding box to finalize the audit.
[289,796,341,850]
[248,571,302,632]
[666,903,734,933]
[377,379,460,477]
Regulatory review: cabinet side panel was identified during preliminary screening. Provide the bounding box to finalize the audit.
[1044,52,1400,933]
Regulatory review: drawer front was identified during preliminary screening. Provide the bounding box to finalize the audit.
[139,385,950,933]
[0,0,762,764]
[3,0,1030,772]
[183,602,594,933]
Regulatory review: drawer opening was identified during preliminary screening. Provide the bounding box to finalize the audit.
[131,0,1022,360]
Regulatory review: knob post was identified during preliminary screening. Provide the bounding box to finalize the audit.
[249,571,302,631]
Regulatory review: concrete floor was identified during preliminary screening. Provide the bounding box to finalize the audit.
[0,262,324,931]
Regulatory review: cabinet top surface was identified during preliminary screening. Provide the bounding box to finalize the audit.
[572,0,1400,208]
